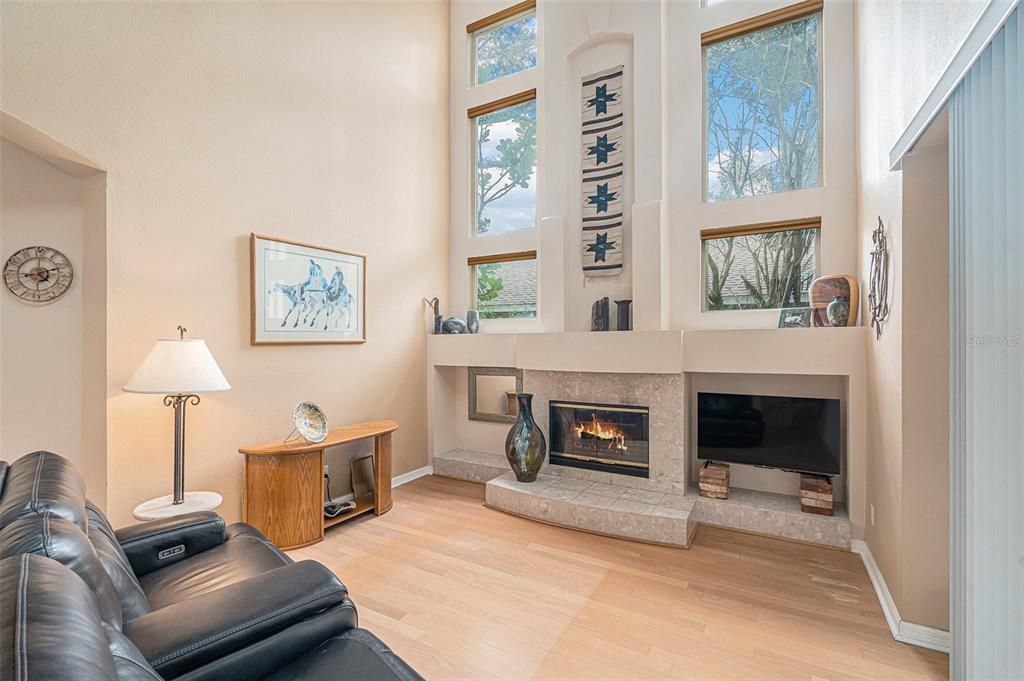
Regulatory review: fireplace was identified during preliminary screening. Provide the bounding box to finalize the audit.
[549,401,650,478]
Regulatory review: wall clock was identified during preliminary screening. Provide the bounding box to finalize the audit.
[3,246,74,304]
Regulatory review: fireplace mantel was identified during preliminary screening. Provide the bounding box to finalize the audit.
[428,327,864,377]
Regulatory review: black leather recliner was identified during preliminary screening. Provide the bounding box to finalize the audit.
[0,451,423,680]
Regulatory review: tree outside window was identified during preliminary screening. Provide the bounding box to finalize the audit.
[704,226,818,311]
[474,11,537,85]
[474,99,537,235]
[474,258,537,319]
[705,13,821,201]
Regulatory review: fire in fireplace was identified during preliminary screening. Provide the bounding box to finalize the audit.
[549,401,650,478]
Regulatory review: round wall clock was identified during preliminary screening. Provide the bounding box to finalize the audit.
[3,246,74,304]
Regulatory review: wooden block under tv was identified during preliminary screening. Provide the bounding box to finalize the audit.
[239,419,398,550]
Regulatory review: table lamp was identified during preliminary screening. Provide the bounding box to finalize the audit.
[123,326,230,508]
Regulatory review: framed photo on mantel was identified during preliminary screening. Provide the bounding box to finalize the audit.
[250,233,366,345]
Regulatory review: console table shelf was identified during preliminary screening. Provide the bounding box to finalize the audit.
[239,419,398,550]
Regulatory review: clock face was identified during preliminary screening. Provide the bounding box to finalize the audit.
[3,246,74,304]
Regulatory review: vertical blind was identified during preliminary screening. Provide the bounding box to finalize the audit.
[949,6,1022,679]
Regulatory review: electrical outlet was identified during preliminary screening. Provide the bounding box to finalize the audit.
[323,464,329,477]
[870,503,876,526]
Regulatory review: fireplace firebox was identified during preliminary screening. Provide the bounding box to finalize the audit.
[549,401,650,478]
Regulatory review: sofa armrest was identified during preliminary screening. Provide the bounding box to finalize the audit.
[124,560,355,679]
[115,512,226,577]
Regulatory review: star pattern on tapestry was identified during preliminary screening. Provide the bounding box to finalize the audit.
[586,134,617,165]
[586,183,618,213]
[586,84,618,116]
[585,232,618,262]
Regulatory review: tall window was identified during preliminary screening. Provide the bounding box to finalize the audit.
[471,2,537,85]
[469,252,538,319]
[702,219,819,311]
[703,2,822,201]
[470,92,537,236]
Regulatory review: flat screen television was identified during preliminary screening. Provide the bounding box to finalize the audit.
[697,392,841,476]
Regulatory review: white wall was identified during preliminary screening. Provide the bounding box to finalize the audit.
[1,1,449,525]
[855,0,987,631]
[1,139,106,503]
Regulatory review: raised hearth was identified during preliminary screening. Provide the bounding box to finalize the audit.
[485,472,696,547]
[470,458,851,549]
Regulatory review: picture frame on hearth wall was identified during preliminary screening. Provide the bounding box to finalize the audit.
[250,233,366,345]
[778,307,812,328]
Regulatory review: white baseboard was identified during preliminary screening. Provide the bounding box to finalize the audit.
[851,539,951,653]
[392,464,433,488]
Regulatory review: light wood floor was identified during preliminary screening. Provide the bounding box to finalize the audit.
[290,476,947,681]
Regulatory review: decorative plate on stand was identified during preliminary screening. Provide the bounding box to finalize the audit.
[292,402,328,443]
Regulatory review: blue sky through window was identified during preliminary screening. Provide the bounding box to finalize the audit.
[705,14,821,201]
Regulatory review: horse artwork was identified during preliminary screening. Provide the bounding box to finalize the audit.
[251,234,366,345]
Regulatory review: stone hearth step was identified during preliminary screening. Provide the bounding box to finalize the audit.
[485,472,697,548]
[690,485,851,549]
[433,449,509,483]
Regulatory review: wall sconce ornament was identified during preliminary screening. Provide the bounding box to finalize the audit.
[868,217,891,340]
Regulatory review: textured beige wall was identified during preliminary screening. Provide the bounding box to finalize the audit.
[1,139,106,504]
[0,1,449,526]
[901,141,950,629]
[855,0,984,629]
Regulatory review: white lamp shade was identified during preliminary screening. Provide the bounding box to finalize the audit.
[123,339,231,394]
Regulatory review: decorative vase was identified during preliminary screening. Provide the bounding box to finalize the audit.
[827,295,850,327]
[614,299,632,331]
[466,310,480,334]
[591,297,610,331]
[504,393,546,482]
[442,317,467,334]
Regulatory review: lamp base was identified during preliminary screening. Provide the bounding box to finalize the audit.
[133,491,223,520]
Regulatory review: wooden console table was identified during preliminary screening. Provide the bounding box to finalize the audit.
[239,419,398,550]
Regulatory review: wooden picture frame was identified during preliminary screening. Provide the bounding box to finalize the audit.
[250,233,366,345]
[468,366,523,424]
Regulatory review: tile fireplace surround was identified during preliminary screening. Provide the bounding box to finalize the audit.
[526,371,685,493]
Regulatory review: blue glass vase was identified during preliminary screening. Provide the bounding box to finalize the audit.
[505,393,546,482]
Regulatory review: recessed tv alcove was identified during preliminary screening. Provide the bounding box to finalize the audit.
[697,391,841,476]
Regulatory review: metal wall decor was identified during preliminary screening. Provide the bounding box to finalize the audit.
[868,217,891,340]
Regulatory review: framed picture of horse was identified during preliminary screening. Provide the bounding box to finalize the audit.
[250,233,366,345]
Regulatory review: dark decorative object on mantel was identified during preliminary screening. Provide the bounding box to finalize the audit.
[868,217,891,340]
[425,297,443,334]
[591,296,610,331]
[466,310,480,334]
[442,317,467,334]
[504,393,546,482]
[614,299,632,331]
[827,295,850,327]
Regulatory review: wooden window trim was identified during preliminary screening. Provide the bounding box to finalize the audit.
[467,250,537,267]
[467,89,536,119]
[700,217,821,241]
[467,0,536,35]
[700,0,822,47]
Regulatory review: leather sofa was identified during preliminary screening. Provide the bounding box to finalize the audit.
[0,451,423,680]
